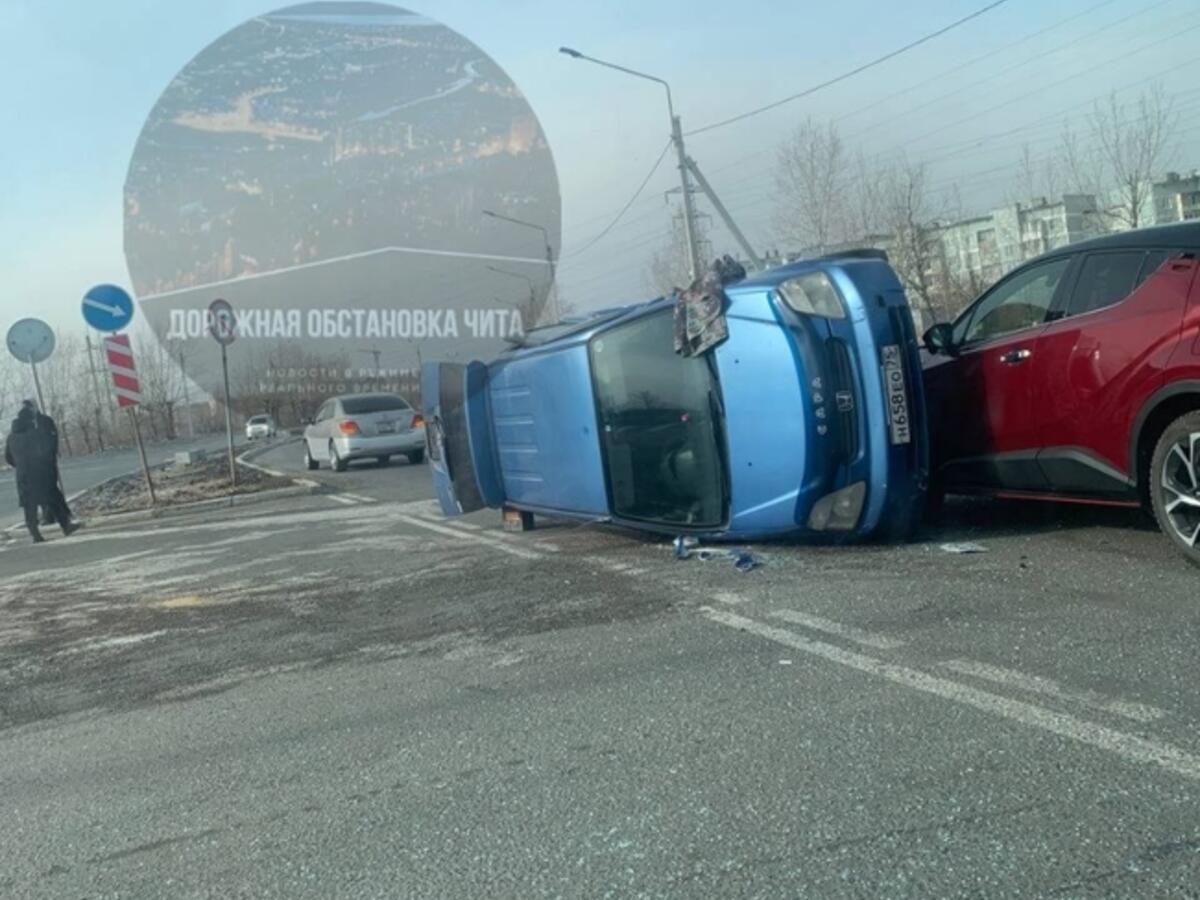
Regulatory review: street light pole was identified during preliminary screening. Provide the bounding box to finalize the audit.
[487,264,539,321]
[559,47,701,281]
[482,209,560,321]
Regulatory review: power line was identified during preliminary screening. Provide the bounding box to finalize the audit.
[875,18,1200,159]
[696,0,1185,192]
[843,0,1189,148]
[684,0,1013,137]
[561,140,672,259]
[701,21,1200,212]
[831,0,1124,126]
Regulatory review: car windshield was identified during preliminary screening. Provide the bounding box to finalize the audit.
[248,416,269,424]
[340,395,410,415]
[590,310,725,527]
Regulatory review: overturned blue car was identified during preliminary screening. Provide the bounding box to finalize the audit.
[421,252,929,541]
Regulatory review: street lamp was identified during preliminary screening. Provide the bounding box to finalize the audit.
[482,209,560,321]
[487,264,538,317]
[559,46,702,280]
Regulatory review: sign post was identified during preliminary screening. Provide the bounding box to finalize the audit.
[80,284,156,507]
[208,298,238,487]
[103,333,156,506]
[6,318,56,408]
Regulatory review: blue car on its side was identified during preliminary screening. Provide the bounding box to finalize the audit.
[421,252,929,541]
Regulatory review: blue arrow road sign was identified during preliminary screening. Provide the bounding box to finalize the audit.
[81,284,135,332]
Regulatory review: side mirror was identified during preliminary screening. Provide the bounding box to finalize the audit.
[923,323,955,356]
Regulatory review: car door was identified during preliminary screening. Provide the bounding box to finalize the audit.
[308,401,332,452]
[924,255,1073,491]
[1032,248,1198,493]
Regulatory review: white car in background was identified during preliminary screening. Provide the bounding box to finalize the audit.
[245,414,277,441]
[303,393,425,472]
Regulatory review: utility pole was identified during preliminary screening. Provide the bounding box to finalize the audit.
[671,115,702,280]
[84,333,106,451]
[560,47,707,280]
[560,47,765,277]
[685,157,763,270]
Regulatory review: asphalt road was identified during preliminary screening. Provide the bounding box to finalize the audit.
[0,432,232,528]
[2,450,1200,897]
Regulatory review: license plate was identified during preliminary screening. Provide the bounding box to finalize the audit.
[881,345,911,445]
[376,422,396,434]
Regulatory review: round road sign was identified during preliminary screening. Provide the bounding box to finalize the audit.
[82,284,135,332]
[6,318,56,364]
[208,298,236,346]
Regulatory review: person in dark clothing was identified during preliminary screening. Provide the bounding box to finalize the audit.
[21,400,73,526]
[5,406,78,543]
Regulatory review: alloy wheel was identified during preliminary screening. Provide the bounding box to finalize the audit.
[1160,431,1200,548]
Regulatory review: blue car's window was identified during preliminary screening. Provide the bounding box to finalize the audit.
[590,311,725,528]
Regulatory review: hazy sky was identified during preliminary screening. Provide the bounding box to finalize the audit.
[2,0,1199,338]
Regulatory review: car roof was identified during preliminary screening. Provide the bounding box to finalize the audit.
[1037,221,1200,260]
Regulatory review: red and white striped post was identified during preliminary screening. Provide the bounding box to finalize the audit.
[104,334,156,505]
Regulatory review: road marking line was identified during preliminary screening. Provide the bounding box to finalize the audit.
[940,659,1166,724]
[414,508,479,529]
[342,493,376,504]
[714,591,747,605]
[769,608,906,650]
[413,507,559,550]
[327,495,358,506]
[702,608,1200,782]
[394,514,543,560]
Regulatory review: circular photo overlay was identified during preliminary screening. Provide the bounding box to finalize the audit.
[124,1,560,412]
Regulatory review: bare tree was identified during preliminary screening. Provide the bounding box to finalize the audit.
[0,354,32,427]
[35,334,95,455]
[878,158,944,323]
[135,336,187,441]
[773,118,852,254]
[1010,143,1063,205]
[846,149,885,244]
[1059,86,1175,230]
[1092,86,1175,228]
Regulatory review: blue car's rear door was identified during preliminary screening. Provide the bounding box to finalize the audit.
[420,361,502,516]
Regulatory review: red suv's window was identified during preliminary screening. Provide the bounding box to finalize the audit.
[956,257,1070,345]
[1136,250,1173,286]
[1067,251,1144,317]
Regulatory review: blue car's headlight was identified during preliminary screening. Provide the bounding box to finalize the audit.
[777,272,846,319]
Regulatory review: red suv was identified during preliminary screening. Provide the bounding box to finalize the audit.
[922,222,1200,566]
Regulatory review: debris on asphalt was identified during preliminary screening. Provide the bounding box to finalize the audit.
[939,542,988,554]
[673,536,700,559]
[672,537,764,572]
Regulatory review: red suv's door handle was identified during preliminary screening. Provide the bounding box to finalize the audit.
[1000,348,1033,365]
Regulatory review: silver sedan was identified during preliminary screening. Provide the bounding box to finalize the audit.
[303,393,425,472]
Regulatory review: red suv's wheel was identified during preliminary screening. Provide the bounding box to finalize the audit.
[1149,411,1200,568]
